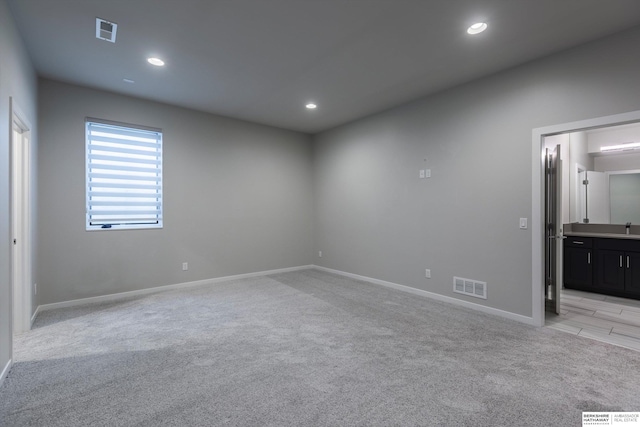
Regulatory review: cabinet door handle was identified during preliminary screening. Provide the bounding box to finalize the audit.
[620,255,623,268]
[573,241,584,245]
[588,252,591,264]
[628,256,630,269]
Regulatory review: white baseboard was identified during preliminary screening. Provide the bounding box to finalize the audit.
[31,305,40,327]
[0,359,11,388]
[32,264,536,327]
[35,265,314,314]
[313,265,537,326]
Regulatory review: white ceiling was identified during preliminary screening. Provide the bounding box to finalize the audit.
[8,0,640,133]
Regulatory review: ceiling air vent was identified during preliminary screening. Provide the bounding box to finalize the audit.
[96,18,117,43]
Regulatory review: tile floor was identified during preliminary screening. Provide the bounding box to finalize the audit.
[545,288,640,351]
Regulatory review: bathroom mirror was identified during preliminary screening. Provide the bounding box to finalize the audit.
[579,170,640,224]
[562,122,640,226]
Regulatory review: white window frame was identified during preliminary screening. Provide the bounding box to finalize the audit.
[85,118,163,230]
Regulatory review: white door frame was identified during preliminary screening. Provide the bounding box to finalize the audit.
[532,109,640,327]
[9,97,32,334]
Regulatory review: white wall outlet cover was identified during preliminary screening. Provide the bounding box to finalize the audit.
[425,169,431,178]
[419,169,425,179]
[425,269,431,278]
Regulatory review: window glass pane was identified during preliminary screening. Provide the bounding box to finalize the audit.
[86,120,163,230]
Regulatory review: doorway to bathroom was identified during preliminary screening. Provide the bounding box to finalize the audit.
[534,110,640,349]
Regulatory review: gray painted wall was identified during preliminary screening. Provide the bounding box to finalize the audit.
[38,79,314,304]
[6,5,640,367]
[313,26,640,318]
[0,0,38,377]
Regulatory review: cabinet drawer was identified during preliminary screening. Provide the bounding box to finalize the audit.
[596,237,640,252]
[565,237,593,248]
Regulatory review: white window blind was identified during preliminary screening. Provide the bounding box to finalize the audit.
[86,120,163,230]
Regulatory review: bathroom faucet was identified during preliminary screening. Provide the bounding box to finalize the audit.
[626,222,631,235]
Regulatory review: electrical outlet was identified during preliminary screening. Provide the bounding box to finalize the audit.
[425,269,431,278]
[182,262,188,271]
[318,251,322,258]
[419,169,425,179]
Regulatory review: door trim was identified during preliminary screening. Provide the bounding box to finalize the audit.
[532,109,640,327]
[9,97,32,335]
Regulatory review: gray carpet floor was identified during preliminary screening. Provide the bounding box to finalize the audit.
[1,269,639,426]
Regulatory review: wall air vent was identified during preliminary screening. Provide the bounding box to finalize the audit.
[96,18,118,43]
[453,276,487,299]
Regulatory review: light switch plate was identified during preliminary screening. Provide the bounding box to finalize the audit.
[519,218,528,229]
[419,169,425,179]
[425,169,431,178]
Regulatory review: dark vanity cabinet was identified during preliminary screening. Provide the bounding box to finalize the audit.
[594,238,640,296]
[563,237,593,288]
[626,252,640,294]
[564,236,640,298]
[595,248,625,291]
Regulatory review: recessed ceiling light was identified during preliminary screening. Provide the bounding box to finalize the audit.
[467,22,488,35]
[306,103,317,110]
[147,57,165,67]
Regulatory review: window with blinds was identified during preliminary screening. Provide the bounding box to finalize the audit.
[86,120,163,230]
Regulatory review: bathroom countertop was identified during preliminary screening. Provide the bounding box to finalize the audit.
[564,231,640,240]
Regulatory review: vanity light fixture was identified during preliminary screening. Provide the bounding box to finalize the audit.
[600,142,640,152]
[467,22,488,35]
[147,57,165,67]
[306,103,317,110]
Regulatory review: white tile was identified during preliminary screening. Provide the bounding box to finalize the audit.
[593,310,640,328]
[545,322,581,335]
[603,296,640,312]
[554,290,640,350]
[562,298,623,314]
[560,303,595,316]
[620,308,640,319]
[612,324,640,340]
[547,313,612,334]
[560,294,584,302]
[563,289,607,301]
[579,292,608,301]
[579,329,640,352]
[562,289,583,296]
[565,313,615,331]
